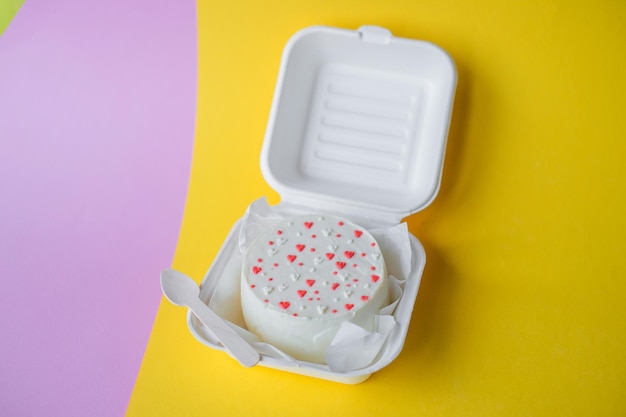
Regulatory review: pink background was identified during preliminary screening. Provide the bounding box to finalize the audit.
[0,1,196,416]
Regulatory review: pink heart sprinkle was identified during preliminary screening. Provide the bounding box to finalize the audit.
[297,290,307,298]
[354,230,363,238]
[331,282,340,290]
[361,295,369,301]
[296,244,305,252]
[344,251,355,259]
[287,255,297,263]
[279,301,290,310]
[371,275,380,283]
[345,304,354,311]
[305,279,315,287]
[252,266,262,275]
[336,262,346,269]
[325,253,335,260]
[304,222,314,229]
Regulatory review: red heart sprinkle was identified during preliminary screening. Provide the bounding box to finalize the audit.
[277,230,282,235]
[304,222,314,229]
[268,241,274,245]
[305,279,315,287]
[278,301,290,310]
[336,262,346,269]
[252,266,262,275]
[361,295,369,301]
[354,230,363,238]
[296,244,305,252]
[338,221,344,226]
[297,290,307,298]
[325,253,335,260]
[331,282,340,290]
[371,274,380,283]
[287,255,297,263]
[345,304,354,311]
[344,251,355,259]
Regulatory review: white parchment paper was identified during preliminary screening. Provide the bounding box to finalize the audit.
[208,198,412,372]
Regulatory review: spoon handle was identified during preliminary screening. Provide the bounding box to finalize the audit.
[188,297,260,367]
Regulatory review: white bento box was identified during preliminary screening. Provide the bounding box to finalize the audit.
[187,25,456,383]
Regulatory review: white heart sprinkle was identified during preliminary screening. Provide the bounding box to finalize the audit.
[276,237,287,245]
[328,245,338,252]
[267,247,278,256]
[343,290,353,298]
[317,305,328,314]
[322,228,334,237]
[309,267,316,273]
[278,284,288,291]
[364,283,371,289]
[371,252,381,260]
[263,286,274,295]
[314,256,324,265]
[339,273,350,282]
[347,239,353,244]
[290,273,301,281]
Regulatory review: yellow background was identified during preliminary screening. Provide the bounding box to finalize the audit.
[127,0,626,415]
[0,0,25,36]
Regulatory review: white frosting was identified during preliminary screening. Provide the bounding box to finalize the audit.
[241,214,388,363]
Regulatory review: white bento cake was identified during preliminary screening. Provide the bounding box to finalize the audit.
[241,213,389,364]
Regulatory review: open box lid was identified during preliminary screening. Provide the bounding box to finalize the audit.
[261,26,456,225]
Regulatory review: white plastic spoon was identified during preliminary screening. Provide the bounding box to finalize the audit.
[160,268,260,367]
